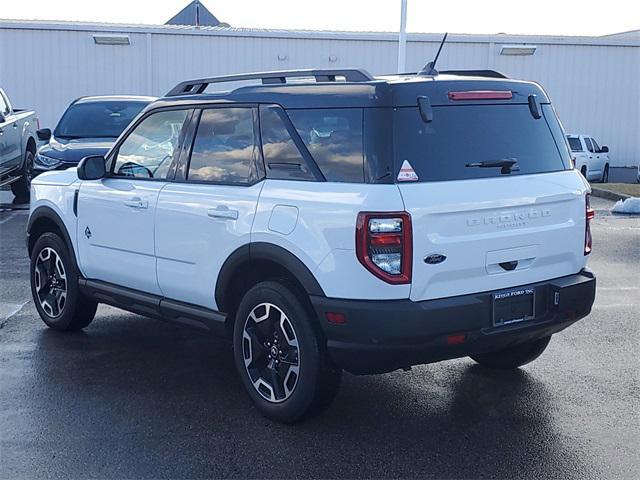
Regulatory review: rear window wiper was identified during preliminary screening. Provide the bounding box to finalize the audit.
[465,158,519,174]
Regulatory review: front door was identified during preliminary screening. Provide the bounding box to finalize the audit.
[77,108,192,294]
[590,137,604,177]
[155,107,264,309]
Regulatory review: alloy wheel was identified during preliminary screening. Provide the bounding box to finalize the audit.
[34,247,67,318]
[242,302,300,403]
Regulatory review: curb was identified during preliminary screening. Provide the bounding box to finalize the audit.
[590,187,631,202]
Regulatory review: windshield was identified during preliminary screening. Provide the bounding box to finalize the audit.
[393,104,571,182]
[54,101,149,139]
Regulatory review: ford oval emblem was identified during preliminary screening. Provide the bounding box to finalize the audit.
[424,253,447,265]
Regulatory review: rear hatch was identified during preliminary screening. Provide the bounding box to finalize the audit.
[392,81,588,301]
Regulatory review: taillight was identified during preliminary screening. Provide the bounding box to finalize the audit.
[35,117,40,130]
[585,194,595,255]
[356,212,412,284]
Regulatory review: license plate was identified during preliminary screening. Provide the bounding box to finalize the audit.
[492,287,535,326]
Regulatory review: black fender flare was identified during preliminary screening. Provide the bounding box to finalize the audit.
[215,242,325,312]
[27,206,77,268]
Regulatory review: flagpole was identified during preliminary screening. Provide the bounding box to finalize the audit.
[397,0,408,73]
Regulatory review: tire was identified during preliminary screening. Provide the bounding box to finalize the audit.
[233,281,342,423]
[30,232,98,331]
[11,149,34,199]
[601,164,609,183]
[470,336,551,370]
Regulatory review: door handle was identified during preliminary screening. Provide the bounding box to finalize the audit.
[207,206,238,220]
[12,123,17,129]
[124,197,148,209]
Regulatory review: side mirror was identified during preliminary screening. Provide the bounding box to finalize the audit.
[77,155,106,180]
[37,128,52,141]
[600,146,609,153]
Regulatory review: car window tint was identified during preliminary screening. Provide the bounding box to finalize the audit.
[287,108,364,183]
[591,138,600,151]
[260,106,315,181]
[393,105,566,182]
[113,109,189,180]
[54,101,149,139]
[567,137,583,152]
[584,137,594,153]
[187,108,257,184]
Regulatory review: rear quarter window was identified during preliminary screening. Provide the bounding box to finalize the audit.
[393,104,569,182]
[287,108,364,183]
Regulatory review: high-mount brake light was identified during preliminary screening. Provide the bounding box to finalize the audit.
[448,90,513,101]
[585,194,595,255]
[356,212,412,285]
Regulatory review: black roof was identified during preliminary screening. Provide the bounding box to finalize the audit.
[152,69,549,111]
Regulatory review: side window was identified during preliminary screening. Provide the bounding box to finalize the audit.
[259,106,315,181]
[567,137,583,152]
[584,137,594,153]
[187,107,258,185]
[113,109,189,179]
[288,108,364,183]
[591,138,601,152]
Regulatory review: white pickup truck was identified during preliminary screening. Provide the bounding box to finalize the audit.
[0,88,38,198]
[567,134,611,183]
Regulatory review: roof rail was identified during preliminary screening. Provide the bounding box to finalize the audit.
[165,69,375,96]
[439,69,508,79]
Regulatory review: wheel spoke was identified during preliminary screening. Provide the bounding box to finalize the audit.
[268,366,285,401]
[279,347,299,366]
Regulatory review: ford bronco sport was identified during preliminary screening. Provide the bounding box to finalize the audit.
[27,68,596,423]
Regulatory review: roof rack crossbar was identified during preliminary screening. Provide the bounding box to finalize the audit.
[166,69,375,96]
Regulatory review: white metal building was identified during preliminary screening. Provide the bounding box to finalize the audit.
[1,20,638,167]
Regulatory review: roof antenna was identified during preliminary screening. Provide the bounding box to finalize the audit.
[418,32,448,76]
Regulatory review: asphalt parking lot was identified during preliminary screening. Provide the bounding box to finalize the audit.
[0,192,638,479]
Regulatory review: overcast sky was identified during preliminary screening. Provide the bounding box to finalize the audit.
[1,0,638,36]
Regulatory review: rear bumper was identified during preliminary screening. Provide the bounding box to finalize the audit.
[311,269,596,374]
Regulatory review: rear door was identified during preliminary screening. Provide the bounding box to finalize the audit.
[583,136,598,179]
[393,102,588,301]
[590,137,605,176]
[155,106,263,310]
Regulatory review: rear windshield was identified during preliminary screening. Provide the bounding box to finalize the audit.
[393,104,570,182]
[567,137,583,152]
[55,101,149,139]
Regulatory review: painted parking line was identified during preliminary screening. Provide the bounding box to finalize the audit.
[0,213,17,225]
[0,300,29,324]
[0,210,28,223]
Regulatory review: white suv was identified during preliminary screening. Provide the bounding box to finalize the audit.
[27,69,597,422]
[567,134,611,182]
